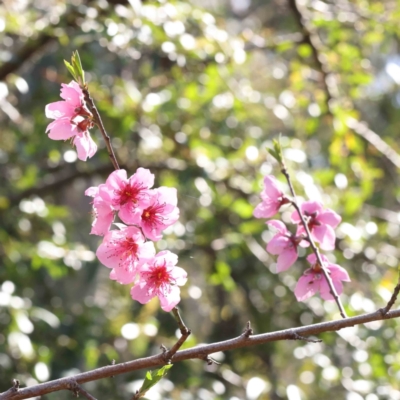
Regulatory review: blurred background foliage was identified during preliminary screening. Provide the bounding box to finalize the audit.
[1,0,400,399]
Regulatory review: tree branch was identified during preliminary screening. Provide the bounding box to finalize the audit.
[3,306,400,399]
[81,87,120,170]
[163,307,191,361]
[281,162,347,318]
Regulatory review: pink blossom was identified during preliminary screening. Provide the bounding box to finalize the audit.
[294,254,350,301]
[98,168,155,225]
[139,187,180,241]
[45,81,97,161]
[291,200,341,251]
[253,176,289,219]
[266,220,299,272]
[85,187,114,235]
[96,226,155,284]
[130,251,187,311]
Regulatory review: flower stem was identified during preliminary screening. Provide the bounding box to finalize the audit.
[81,86,120,170]
[281,163,347,319]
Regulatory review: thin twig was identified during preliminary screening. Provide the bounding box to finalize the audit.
[67,380,97,400]
[281,163,347,319]
[81,87,120,170]
[164,308,191,361]
[380,271,400,315]
[3,306,400,399]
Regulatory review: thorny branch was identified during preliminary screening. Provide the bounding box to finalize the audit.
[288,0,400,169]
[3,304,400,400]
[281,161,348,319]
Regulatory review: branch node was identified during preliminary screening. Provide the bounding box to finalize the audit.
[160,344,168,354]
[12,380,20,392]
[242,321,253,338]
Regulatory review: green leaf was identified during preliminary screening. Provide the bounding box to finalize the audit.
[135,365,173,398]
[64,60,77,80]
[72,50,85,84]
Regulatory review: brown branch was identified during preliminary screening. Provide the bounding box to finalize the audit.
[281,163,347,318]
[81,87,120,170]
[288,0,400,169]
[3,306,400,399]
[68,380,97,400]
[164,307,191,361]
[380,272,400,315]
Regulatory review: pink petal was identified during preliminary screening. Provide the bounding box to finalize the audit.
[73,132,97,161]
[266,220,287,233]
[90,200,114,236]
[157,187,178,206]
[169,267,188,286]
[45,101,75,119]
[130,167,155,189]
[85,186,99,197]
[155,250,178,267]
[276,248,297,272]
[60,81,82,105]
[301,201,323,216]
[294,275,318,301]
[318,209,341,228]
[46,118,77,140]
[159,285,181,312]
[130,282,154,304]
[105,169,128,193]
[320,278,343,300]
[329,264,351,282]
[109,267,136,284]
[267,235,289,255]
[253,201,279,219]
[261,176,283,199]
[119,205,143,225]
[312,225,336,251]
[306,253,328,265]
[141,224,163,241]
[137,241,156,264]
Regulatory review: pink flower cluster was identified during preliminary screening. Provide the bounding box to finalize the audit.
[254,175,350,301]
[86,168,186,311]
[45,81,97,161]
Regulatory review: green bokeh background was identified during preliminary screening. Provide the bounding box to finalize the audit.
[1,0,400,399]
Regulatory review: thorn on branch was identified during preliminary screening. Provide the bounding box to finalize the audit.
[242,321,253,338]
[290,330,322,343]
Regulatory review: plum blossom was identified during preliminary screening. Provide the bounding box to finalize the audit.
[45,81,97,161]
[294,254,350,301]
[139,187,180,241]
[266,220,300,272]
[291,200,341,251]
[96,226,155,284]
[130,251,187,311]
[253,175,289,219]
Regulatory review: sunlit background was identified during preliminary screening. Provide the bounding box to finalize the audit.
[1,0,400,399]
